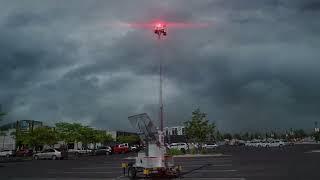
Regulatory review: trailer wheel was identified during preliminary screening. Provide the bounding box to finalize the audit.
[128,167,137,179]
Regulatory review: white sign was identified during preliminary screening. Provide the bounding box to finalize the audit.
[315,128,319,132]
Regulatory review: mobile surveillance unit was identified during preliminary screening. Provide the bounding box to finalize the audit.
[123,113,181,178]
[121,22,181,178]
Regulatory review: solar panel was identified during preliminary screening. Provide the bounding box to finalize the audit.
[128,113,157,142]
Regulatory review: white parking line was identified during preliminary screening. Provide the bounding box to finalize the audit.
[180,160,232,162]
[71,167,122,170]
[182,178,245,180]
[62,171,118,174]
[182,164,232,167]
[192,169,238,172]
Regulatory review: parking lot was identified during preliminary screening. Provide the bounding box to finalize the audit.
[1,144,320,180]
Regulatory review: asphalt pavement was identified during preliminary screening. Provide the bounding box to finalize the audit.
[0,144,320,180]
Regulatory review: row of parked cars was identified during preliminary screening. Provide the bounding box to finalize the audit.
[166,142,219,153]
[0,148,34,158]
[0,143,142,160]
[245,139,293,148]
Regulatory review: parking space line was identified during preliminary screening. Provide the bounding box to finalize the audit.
[177,160,232,163]
[181,178,245,180]
[192,169,238,172]
[71,167,122,170]
[182,164,232,167]
[62,171,118,174]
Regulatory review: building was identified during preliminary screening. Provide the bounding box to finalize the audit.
[165,126,186,136]
[164,126,187,143]
[0,120,43,150]
[106,130,138,140]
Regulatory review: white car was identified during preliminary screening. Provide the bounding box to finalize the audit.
[0,150,14,157]
[265,140,286,148]
[169,143,189,152]
[245,140,261,147]
[202,143,218,149]
[68,148,92,155]
[33,149,62,160]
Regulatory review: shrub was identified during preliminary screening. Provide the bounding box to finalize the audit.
[189,148,197,155]
[166,148,184,156]
[200,148,208,154]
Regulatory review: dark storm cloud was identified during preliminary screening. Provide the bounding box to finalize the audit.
[1,0,320,132]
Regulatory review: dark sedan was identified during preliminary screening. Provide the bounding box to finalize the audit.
[93,146,112,156]
[15,149,33,157]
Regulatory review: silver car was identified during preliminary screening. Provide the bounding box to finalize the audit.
[0,150,14,157]
[33,149,62,160]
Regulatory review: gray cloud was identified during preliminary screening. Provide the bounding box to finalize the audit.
[0,0,320,132]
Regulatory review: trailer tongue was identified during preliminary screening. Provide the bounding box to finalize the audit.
[122,113,181,178]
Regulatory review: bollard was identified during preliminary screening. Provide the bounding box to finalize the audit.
[121,163,128,176]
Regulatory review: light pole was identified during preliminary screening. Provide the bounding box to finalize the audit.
[154,23,167,146]
[154,23,167,132]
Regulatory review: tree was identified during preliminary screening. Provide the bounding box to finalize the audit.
[242,132,250,141]
[253,132,262,139]
[93,131,113,145]
[184,108,215,147]
[79,126,96,147]
[293,129,307,139]
[0,112,6,120]
[233,133,241,140]
[25,127,58,149]
[313,132,320,142]
[0,131,6,149]
[55,122,83,145]
[223,133,232,140]
[215,130,224,141]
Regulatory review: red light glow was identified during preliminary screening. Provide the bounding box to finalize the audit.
[116,20,210,29]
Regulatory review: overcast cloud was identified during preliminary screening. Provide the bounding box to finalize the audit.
[1,0,320,132]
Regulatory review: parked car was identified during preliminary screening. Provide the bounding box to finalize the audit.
[113,144,130,154]
[33,149,63,160]
[0,150,14,157]
[93,146,112,155]
[68,148,92,156]
[15,149,33,157]
[235,140,246,146]
[130,145,140,152]
[245,140,262,147]
[169,143,189,153]
[202,143,218,149]
[264,140,286,148]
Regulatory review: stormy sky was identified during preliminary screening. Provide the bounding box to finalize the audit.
[1,0,320,132]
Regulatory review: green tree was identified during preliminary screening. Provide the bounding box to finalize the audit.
[184,108,215,147]
[25,127,58,149]
[79,126,96,147]
[223,133,232,140]
[0,112,6,120]
[215,130,224,141]
[242,132,250,141]
[93,131,113,145]
[253,132,262,139]
[0,131,6,149]
[233,133,241,140]
[293,129,307,139]
[55,122,83,145]
[313,132,320,142]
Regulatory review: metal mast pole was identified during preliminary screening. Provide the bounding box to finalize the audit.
[158,34,164,132]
